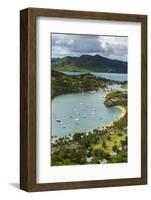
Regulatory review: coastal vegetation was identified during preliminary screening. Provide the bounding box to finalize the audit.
[52,70,123,98]
[51,34,128,166]
[104,91,127,107]
[51,112,127,166]
[51,73,128,166]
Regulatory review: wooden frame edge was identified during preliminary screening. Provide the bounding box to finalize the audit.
[20,7,147,192]
[20,8,37,191]
[20,8,29,191]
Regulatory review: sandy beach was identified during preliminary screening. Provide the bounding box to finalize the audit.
[115,105,126,119]
[100,106,126,130]
[52,105,127,142]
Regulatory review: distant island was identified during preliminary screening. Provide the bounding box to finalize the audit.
[52,54,127,74]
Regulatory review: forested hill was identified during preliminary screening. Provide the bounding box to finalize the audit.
[51,70,122,98]
[52,54,127,73]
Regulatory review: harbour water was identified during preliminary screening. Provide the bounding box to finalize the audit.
[52,90,122,137]
[60,71,127,81]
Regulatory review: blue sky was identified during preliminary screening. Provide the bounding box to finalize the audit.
[51,33,128,62]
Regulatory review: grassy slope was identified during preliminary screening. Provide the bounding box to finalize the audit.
[51,114,127,166]
[93,132,127,153]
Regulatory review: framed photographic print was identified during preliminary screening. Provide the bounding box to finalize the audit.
[20,8,147,191]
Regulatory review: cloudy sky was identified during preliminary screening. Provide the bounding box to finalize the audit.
[51,33,128,61]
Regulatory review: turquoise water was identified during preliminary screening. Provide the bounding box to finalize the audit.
[52,91,121,137]
[92,72,127,81]
[60,71,127,82]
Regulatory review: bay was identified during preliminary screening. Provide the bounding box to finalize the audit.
[52,91,122,137]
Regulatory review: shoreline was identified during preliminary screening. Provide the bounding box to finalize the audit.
[116,105,126,119]
[99,105,126,130]
[52,105,126,143]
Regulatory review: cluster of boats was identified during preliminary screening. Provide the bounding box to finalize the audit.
[54,102,102,129]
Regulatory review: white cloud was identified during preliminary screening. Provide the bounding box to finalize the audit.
[51,33,128,61]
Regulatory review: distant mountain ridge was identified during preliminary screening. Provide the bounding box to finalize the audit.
[52,54,127,74]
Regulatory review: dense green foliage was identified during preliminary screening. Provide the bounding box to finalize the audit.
[104,91,127,107]
[51,70,128,166]
[51,70,119,98]
[51,113,128,166]
[52,54,127,73]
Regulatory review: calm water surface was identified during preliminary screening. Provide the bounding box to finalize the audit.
[52,91,121,137]
[60,71,127,82]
